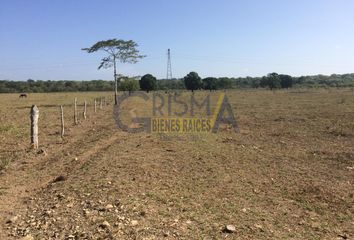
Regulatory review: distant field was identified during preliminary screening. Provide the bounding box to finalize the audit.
[0,89,353,239]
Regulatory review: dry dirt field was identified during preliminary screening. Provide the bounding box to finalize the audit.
[0,89,353,240]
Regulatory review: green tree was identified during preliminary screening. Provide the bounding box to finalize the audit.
[183,72,202,92]
[157,79,185,90]
[260,76,268,88]
[202,77,218,91]
[217,77,233,89]
[119,79,139,95]
[139,74,157,92]
[279,74,293,88]
[267,73,281,90]
[250,77,261,88]
[82,39,145,104]
[261,73,281,90]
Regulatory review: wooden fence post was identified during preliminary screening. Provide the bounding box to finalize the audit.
[83,100,87,119]
[94,99,97,113]
[100,97,103,109]
[74,98,78,125]
[60,105,64,138]
[30,105,39,149]
[104,97,106,106]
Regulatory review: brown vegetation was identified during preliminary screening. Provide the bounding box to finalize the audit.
[0,89,353,239]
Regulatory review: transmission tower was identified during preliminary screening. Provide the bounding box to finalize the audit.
[167,49,172,79]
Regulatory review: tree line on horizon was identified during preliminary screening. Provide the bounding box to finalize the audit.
[1,72,354,93]
[2,38,354,93]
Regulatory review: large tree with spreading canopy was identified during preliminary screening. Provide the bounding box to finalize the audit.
[82,39,145,104]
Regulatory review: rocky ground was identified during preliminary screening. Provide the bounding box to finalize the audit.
[0,90,353,239]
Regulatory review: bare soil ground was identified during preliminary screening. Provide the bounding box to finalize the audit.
[0,89,353,239]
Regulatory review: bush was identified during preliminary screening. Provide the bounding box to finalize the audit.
[140,74,157,92]
[119,79,139,94]
[202,77,218,91]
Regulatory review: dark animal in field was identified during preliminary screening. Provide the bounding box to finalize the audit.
[19,93,27,98]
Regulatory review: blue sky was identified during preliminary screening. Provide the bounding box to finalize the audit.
[0,0,353,80]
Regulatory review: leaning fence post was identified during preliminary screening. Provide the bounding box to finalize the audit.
[74,98,78,125]
[83,100,87,119]
[94,99,97,113]
[60,105,64,138]
[30,105,39,149]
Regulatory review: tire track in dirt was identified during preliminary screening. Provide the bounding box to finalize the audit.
[0,117,123,239]
[53,129,125,179]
